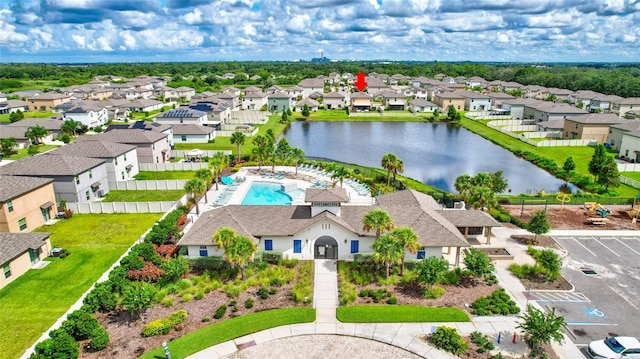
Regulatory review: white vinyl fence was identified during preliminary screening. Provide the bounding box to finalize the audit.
[67,200,180,214]
[486,120,597,147]
[139,162,209,171]
[617,163,640,172]
[620,176,640,189]
[108,180,188,190]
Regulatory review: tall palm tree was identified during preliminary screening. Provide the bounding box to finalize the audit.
[290,147,305,174]
[252,134,270,170]
[389,227,420,276]
[392,158,404,184]
[372,234,404,279]
[468,186,497,211]
[331,166,349,188]
[208,151,228,191]
[224,235,257,280]
[230,131,245,163]
[184,178,205,215]
[454,174,473,201]
[381,153,397,187]
[24,125,50,145]
[195,169,212,203]
[212,226,237,249]
[362,209,394,239]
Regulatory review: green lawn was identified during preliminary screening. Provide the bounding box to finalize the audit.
[5,144,59,160]
[0,213,160,359]
[0,111,55,124]
[140,308,315,359]
[337,306,470,323]
[621,172,640,181]
[134,171,198,180]
[101,190,185,202]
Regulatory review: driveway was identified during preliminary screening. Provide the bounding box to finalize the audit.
[543,235,640,346]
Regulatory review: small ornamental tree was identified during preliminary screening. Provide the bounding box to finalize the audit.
[446,105,457,121]
[528,210,550,245]
[417,256,449,288]
[533,248,562,281]
[120,281,157,321]
[281,110,289,123]
[301,103,310,118]
[463,248,495,279]
[517,305,565,355]
[597,156,620,190]
[588,144,607,182]
[561,156,576,183]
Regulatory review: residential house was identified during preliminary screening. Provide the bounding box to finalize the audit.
[187,99,231,124]
[220,86,241,97]
[0,154,109,203]
[308,91,324,101]
[607,120,640,151]
[79,129,171,164]
[379,91,407,111]
[366,78,389,93]
[569,90,621,113]
[242,91,269,110]
[611,97,640,119]
[0,232,52,289]
[408,99,438,113]
[63,104,109,128]
[88,88,112,101]
[172,124,216,144]
[466,77,488,89]
[285,86,304,99]
[486,92,516,109]
[165,86,196,102]
[527,102,588,122]
[106,121,174,147]
[298,78,325,98]
[49,140,139,182]
[0,125,54,148]
[544,88,573,102]
[562,113,623,143]
[155,108,208,126]
[178,189,499,264]
[124,88,153,100]
[5,117,65,138]
[458,91,491,111]
[0,175,57,233]
[0,100,28,114]
[618,131,640,163]
[27,93,71,112]
[501,98,541,120]
[499,82,523,93]
[350,92,373,112]
[294,98,320,112]
[323,92,346,110]
[268,91,295,112]
[433,92,465,111]
[216,92,240,110]
[126,99,164,113]
[264,85,283,95]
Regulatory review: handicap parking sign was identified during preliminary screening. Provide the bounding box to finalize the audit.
[583,307,607,318]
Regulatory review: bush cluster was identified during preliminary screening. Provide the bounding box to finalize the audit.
[145,208,186,244]
[188,256,227,272]
[471,289,520,316]
[257,287,270,299]
[89,327,110,351]
[142,309,188,337]
[83,281,117,313]
[260,251,283,264]
[278,258,299,268]
[470,331,495,353]
[431,326,468,356]
[353,253,375,265]
[213,305,227,319]
[244,298,254,309]
[423,286,446,299]
[359,288,392,303]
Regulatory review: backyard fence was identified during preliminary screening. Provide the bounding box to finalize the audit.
[497,196,635,206]
[620,175,640,189]
[108,180,188,190]
[486,120,597,147]
[229,110,270,124]
[67,199,184,214]
[617,163,640,172]
[217,127,259,137]
[139,162,209,171]
[169,150,231,160]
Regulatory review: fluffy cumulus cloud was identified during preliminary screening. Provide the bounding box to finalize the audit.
[1,0,640,62]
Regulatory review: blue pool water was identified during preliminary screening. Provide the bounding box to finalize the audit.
[241,182,294,205]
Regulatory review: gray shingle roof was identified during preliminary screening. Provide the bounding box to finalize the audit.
[79,129,168,144]
[0,154,105,176]
[0,232,51,266]
[305,188,349,203]
[172,124,216,135]
[0,175,53,202]
[49,140,136,158]
[324,92,345,99]
[409,99,436,107]
[565,113,623,124]
[6,117,64,131]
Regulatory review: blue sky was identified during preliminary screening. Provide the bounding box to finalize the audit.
[1,0,640,63]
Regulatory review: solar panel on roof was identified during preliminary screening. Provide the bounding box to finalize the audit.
[132,121,146,129]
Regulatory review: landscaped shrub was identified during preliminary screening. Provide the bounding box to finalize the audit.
[127,261,164,282]
[188,256,226,272]
[88,327,109,351]
[470,331,495,353]
[353,253,375,265]
[257,287,269,299]
[213,305,227,319]
[155,244,179,257]
[404,259,420,271]
[358,288,392,303]
[386,296,397,304]
[162,256,189,281]
[279,258,299,268]
[260,251,283,264]
[431,326,468,356]
[142,310,188,337]
[131,242,162,265]
[528,247,562,281]
[107,266,128,294]
[508,263,541,279]
[423,286,446,299]
[83,281,118,313]
[31,329,79,359]
[245,298,254,309]
[471,289,520,316]
[61,310,100,340]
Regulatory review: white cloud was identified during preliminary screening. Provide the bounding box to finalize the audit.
[286,14,311,34]
[72,34,85,48]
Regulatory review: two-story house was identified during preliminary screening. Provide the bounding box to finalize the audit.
[298,78,325,98]
[0,232,52,289]
[433,92,465,111]
[27,93,71,112]
[242,92,269,110]
[80,129,171,164]
[155,108,208,126]
[0,175,57,233]
[268,91,295,112]
[350,92,373,112]
[562,113,623,143]
[323,92,346,110]
[458,90,492,111]
[63,104,109,128]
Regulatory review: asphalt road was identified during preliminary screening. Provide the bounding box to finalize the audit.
[541,235,640,346]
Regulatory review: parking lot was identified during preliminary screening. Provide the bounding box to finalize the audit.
[538,236,640,346]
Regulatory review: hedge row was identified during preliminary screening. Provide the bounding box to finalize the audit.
[142,310,188,337]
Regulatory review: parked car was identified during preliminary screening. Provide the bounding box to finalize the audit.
[588,337,640,359]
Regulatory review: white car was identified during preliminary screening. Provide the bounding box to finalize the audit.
[588,337,640,359]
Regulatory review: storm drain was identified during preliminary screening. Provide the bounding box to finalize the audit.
[581,268,597,275]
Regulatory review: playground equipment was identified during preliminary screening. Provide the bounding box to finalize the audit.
[595,207,611,218]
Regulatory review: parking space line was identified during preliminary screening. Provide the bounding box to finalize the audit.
[593,238,620,257]
[571,237,597,257]
[615,238,640,256]
[565,322,618,326]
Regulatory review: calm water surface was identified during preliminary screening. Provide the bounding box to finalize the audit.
[283,121,573,194]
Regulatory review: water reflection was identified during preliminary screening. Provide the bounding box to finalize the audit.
[283,121,575,194]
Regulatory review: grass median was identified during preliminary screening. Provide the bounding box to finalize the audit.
[140,307,315,359]
[101,189,185,202]
[337,306,470,323]
[0,213,160,359]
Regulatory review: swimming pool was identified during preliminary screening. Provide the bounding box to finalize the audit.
[241,182,295,205]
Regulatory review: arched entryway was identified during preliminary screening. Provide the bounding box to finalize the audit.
[314,236,338,259]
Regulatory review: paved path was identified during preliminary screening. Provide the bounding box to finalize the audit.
[314,259,338,324]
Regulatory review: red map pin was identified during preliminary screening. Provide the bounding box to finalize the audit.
[354,72,367,91]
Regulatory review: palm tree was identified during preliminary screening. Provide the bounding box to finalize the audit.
[24,125,49,145]
[372,234,404,278]
[184,178,205,215]
[454,174,473,201]
[381,153,398,187]
[195,169,212,203]
[290,147,305,174]
[252,134,270,170]
[230,131,245,163]
[362,209,394,239]
[331,166,349,188]
[468,186,497,211]
[224,235,257,280]
[212,226,237,249]
[392,158,404,184]
[209,152,228,191]
[389,227,420,276]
